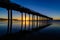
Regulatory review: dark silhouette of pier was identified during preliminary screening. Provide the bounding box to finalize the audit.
[0,0,53,32]
[0,0,53,40]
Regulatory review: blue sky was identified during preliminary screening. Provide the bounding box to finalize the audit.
[0,0,60,20]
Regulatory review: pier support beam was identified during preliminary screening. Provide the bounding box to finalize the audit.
[21,12,23,31]
[37,15,38,28]
[32,14,34,29]
[34,15,35,28]
[29,14,30,30]
[8,9,12,33]
[25,13,26,30]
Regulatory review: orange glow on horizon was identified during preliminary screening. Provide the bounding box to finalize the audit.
[53,17,60,20]
[18,16,32,20]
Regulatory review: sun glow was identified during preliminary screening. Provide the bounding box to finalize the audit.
[18,16,32,20]
[17,16,49,21]
[53,17,60,20]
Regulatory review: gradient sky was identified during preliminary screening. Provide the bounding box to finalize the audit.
[0,0,60,20]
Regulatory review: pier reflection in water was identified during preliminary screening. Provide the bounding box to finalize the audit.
[0,20,51,36]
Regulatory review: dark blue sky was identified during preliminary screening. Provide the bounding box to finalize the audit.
[11,0,60,19]
[0,0,60,20]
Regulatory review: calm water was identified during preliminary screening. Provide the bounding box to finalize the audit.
[39,21,60,34]
[0,20,60,36]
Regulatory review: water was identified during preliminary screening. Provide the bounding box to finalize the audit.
[0,20,60,37]
[30,20,60,38]
[39,21,60,34]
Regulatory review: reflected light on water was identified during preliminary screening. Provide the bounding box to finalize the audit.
[0,20,51,35]
[0,21,52,38]
[12,20,49,30]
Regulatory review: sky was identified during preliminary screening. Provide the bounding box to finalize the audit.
[0,0,60,20]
